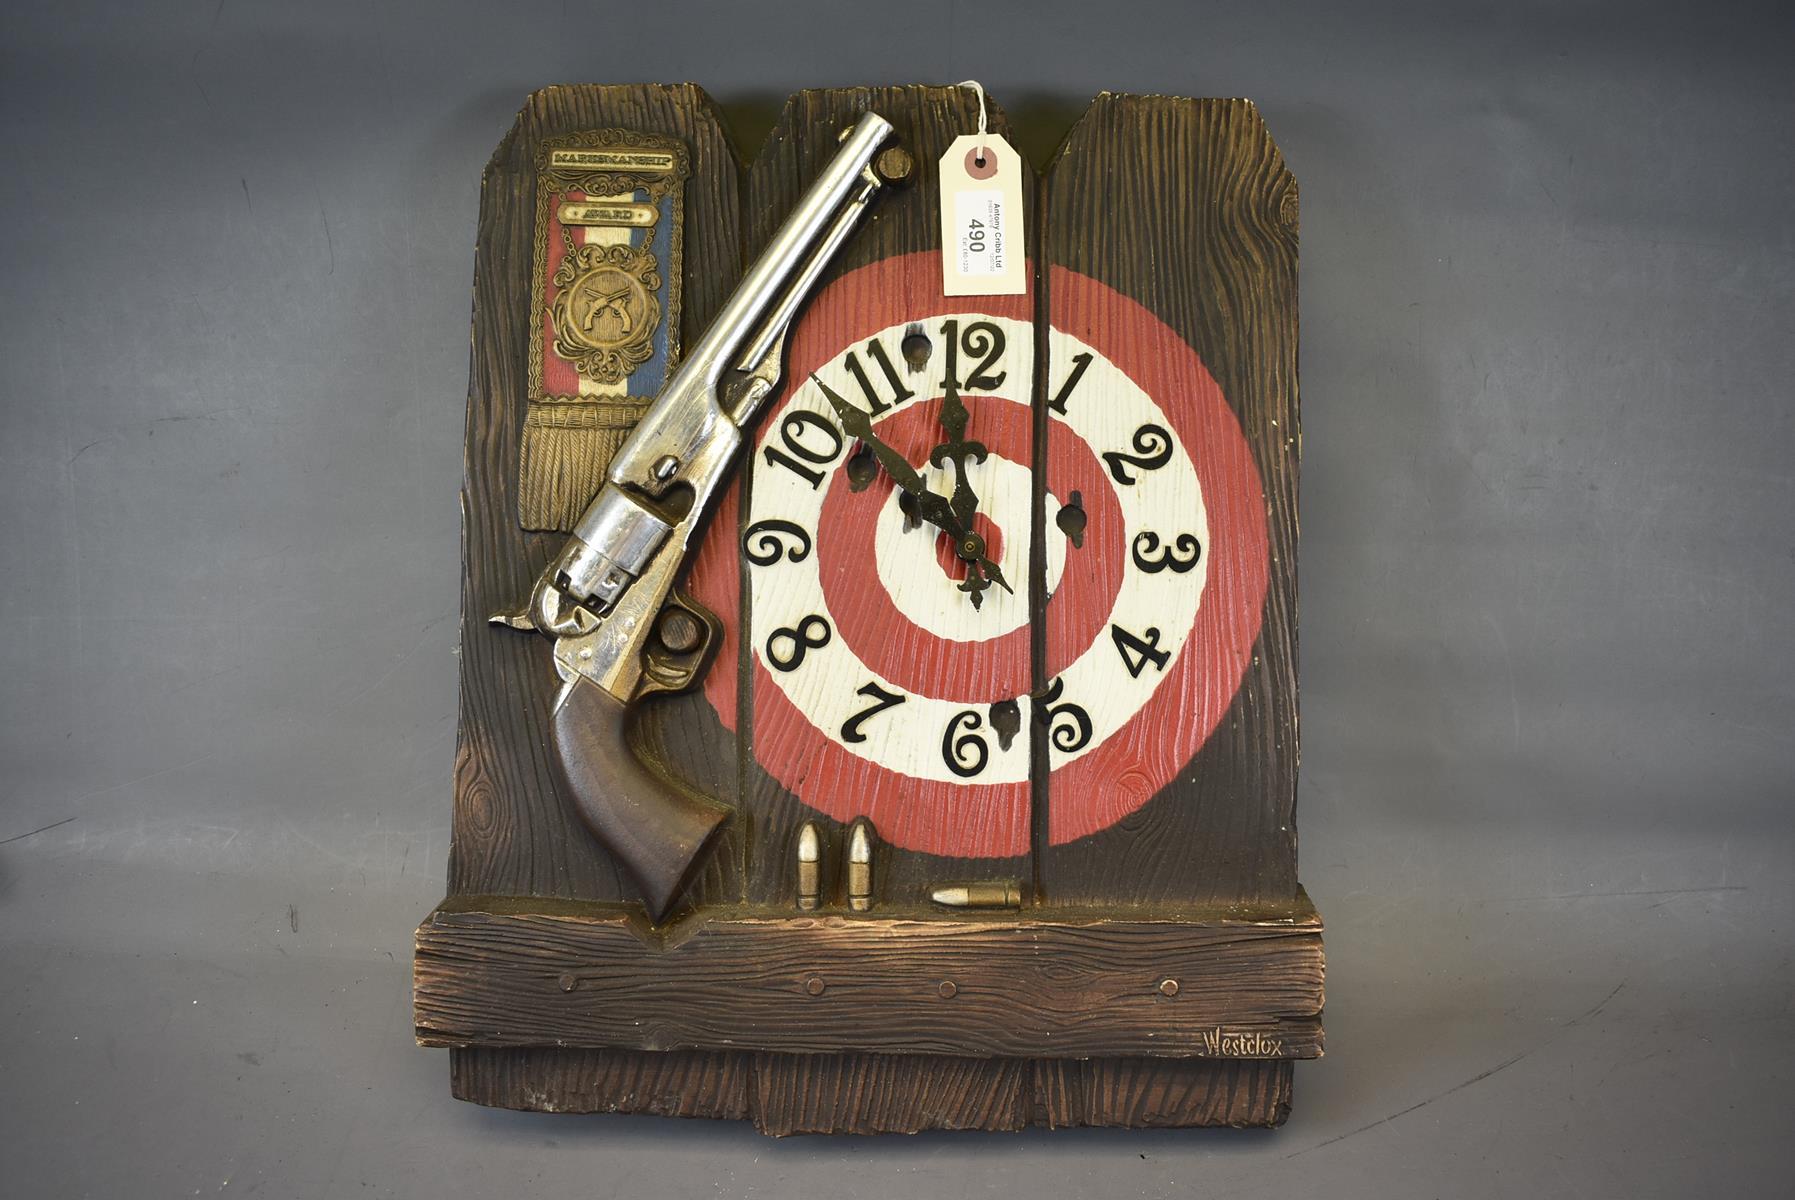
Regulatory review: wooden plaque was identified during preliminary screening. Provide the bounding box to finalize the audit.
[416,83,1322,1135]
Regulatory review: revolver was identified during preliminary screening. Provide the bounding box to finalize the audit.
[493,113,906,921]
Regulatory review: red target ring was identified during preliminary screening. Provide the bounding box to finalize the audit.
[814,396,1123,705]
[684,253,1267,858]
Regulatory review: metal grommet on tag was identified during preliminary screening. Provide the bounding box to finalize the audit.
[938,80,1027,297]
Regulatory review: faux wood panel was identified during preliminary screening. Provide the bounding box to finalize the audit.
[1040,95,1301,905]
[414,897,1323,1059]
[733,86,1038,907]
[1031,1057,1292,1128]
[451,1045,754,1120]
[448,1048,1291,1133]
[754,1052,1029,1136]
[428,85,1319,1134]
[448,84,745,906]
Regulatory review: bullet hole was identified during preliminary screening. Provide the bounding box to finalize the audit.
[901,326,932,370]
[846,441,878,491]
[988,698,1022,751]
[897,489,923,531]
[1056,491,1087,548]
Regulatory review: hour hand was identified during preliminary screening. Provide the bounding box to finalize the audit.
[814,375,1011,601]
[816,376,929,497]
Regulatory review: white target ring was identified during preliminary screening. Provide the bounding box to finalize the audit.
[684,254,1267,857]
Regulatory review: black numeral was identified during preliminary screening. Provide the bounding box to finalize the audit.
[1046,351,1093,415]
[1102,423,1174,484]
[842,339,915,415]
[940,318,1008,392]
[958,320,1007,390]
[1038,676,1093,753]
[765,614,831,672]
[1110,623,1170,678]
[941,709,989,778]
[1131,531,1201,574]
[839,682,906,744]
[762,410,843,489]
[742,519,812,566]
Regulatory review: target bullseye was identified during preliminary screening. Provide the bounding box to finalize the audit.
[935,515,1002,582]
[681,253,1268,858]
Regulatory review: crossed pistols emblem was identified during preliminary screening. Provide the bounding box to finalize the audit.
[550,238,662,385]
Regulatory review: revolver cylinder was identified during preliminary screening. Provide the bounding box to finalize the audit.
[555,485,675,612]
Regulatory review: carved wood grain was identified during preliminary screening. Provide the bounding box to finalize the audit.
[736,86,1039,907]
[446,84,751,1122]
[414,898,1322,1059]
[1031,1056,1293,1128]
[1040,95,1301,905]
[449,84,745,907]
[756,1053,1030,1135]
[448,1048,1290,1133]
[451,1045,755,1120]
[432,85,1317,1132]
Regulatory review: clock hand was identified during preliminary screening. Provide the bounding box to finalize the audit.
[929,376,990,538]
[817,375,931,497]
[814,376,1012,603]
[928,376,1005,605]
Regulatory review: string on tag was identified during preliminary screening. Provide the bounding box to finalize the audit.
[956,79,991,167]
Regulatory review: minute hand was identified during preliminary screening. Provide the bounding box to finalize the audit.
[815,378,1011,596]
[929,375,989,536]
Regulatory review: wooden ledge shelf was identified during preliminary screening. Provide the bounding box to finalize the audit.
[448,1047,1301,1134]
[414,893,1323,1061]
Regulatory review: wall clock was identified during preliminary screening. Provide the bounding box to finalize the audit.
[687,254,1270,868]
[414,82,1323,1136]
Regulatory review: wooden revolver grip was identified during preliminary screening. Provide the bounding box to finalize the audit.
[549,674,731,922]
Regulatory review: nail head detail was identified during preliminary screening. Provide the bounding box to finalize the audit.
[655,608,703,654]
[804,975,826,996]
[938,980,958,999]
[1158,978,1180,997]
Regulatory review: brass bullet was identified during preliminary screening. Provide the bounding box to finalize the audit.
[929,880,1022,909]
[847,819,875,912]
[796,822,821,910]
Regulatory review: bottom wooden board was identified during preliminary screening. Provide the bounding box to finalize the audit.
[450,1047,1293,1135]
[414,896,1323,1060]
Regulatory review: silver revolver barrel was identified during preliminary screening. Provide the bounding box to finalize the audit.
[549,113,898,617]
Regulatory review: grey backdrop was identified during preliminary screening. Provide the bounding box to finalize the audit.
[3,1,1790,1196]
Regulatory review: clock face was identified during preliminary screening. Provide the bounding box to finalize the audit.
[685,253,1268,859]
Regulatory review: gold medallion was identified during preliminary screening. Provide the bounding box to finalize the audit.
[521,128,690,533]
[549,240,662,384]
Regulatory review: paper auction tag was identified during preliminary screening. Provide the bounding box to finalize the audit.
[938,133,1026,296]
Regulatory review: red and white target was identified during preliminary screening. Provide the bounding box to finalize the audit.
[685,253,1268,859]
